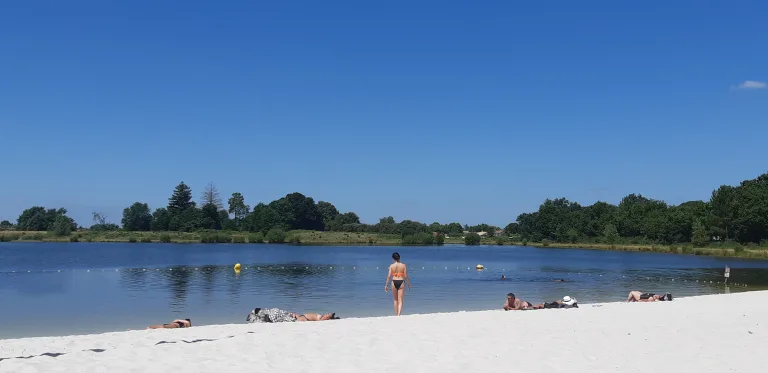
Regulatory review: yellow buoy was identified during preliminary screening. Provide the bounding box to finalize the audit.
[234,263,241,271]
[476,264,484,270]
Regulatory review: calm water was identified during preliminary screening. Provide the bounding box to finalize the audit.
[2,242,768,338]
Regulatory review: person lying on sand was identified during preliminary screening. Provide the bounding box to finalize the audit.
[533,296,578,309]
[503,293,535,310]
[246,308,339,323]
[147,319,191,329]
[627,291,673,302]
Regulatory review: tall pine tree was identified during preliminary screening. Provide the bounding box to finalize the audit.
[168,182,195,214]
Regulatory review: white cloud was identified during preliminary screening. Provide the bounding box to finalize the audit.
[735,80,767,90]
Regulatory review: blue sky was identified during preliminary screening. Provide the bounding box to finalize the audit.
[1,1,766,227]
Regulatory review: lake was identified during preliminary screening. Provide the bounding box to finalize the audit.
[2,242,768,339]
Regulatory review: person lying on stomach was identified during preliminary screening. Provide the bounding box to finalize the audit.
[246,308,339,323]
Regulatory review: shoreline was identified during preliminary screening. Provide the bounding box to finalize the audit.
[2,291,766,372]
[0,291,753,341]
[2,229,768,260]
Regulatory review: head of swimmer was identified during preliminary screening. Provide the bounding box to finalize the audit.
[501,275,506,280]
[507,293,515,302]
[392,252,400,262]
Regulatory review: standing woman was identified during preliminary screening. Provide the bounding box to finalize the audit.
[385,252,411,316]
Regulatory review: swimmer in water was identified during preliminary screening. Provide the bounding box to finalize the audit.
[501,275,507,280]
[552,279,567,282]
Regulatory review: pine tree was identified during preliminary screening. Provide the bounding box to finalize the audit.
[168,182,195,214]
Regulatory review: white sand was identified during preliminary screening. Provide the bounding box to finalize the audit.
[1,291,766,373]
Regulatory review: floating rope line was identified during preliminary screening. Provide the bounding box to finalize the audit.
[0,265,753,287]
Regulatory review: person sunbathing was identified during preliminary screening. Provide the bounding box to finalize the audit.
[147,318,191,329]
[503,293,535,310]
[246,308,339,323]
[531,296,579,309]
[627,291,673,302]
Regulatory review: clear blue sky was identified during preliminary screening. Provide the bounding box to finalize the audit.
[1,1,766,227]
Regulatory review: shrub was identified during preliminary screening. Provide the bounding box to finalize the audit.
[402,233,434,245]
[69,235,79,242]
[287,235,302,244]
[140,236,153,243]
[434,233,445,245]
[128,236,138,243]
[368,236,375,245]
[159,233,172,243]
[541,239,551,247]
[232,235,246,244]
[464,233,481,246]
[85,236,94,243]
[248,232,264,243]
[50,216,73,237]
[23,232,45,241]
[521,239,528,246]
[681,246,693,254]
[265,228,286,243]
[734,245,745,255]
[0,233,21,242]
[495,237,504,245]
[200,232,231,243]
[668,246,678,254]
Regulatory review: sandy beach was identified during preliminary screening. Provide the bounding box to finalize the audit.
[1,291,766,372]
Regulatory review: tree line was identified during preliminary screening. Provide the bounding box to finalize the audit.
[3,172,767,247]
[508,172,768,247]
[2,181,500,244]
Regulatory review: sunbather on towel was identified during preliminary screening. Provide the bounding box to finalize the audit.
[246,308,338,323]
[627,291,673,302]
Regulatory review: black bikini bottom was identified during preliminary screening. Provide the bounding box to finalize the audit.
[393,280,403,290]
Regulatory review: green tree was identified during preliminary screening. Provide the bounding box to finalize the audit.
[691,220,709,247]
[122,202,152,231]
[316,201,340,228]
[168,182,195,214]
[228,192,250,227]
[465,232,481,245]
[50,215,74,236]
[199,203,222,230]
[435,232,445,245]
[503,222,519,236]
[245,203,282,233]
[151,208,172,231]
[0,220,13,229]
[603,223,619,244]
[269,192,323,231]
[220,210,237,230]
[169,206,203,232]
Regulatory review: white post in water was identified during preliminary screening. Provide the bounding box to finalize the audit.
[724,265,730,285]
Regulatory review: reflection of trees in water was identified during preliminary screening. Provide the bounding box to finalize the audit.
[162,266,192,310]
[118,268,149,293]
[117,263,342,307]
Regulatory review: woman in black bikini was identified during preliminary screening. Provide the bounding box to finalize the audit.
[385,252,411,316]
[147,318,191,329]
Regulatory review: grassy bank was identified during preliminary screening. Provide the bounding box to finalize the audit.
[2,230,767,260]
[0,230,404,245]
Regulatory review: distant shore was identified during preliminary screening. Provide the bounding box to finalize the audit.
[1,229,767,260]
[1,291,766,372]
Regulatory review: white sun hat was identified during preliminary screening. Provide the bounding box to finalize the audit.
[562,296,576,306]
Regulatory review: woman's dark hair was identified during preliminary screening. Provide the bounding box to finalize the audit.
[392,252,400,261]
[185,318,191,326]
